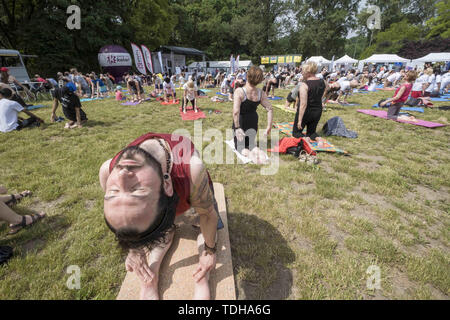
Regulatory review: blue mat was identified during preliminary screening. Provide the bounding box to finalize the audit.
[27,105,48,110]
[200,89,212,93]
[430,98,450,102]
[268,96,283,101]
[216,92,228,97]
[372,104,424,113]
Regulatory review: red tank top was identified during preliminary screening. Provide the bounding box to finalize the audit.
[109,133,196,216]
[393,83,412,104]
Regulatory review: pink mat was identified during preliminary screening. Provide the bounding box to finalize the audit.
[180,108,206,121]
[161,100,180,106]
[357,109,446,128]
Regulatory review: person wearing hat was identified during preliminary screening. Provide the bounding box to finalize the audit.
[50,82,87,129]
[0,88,44,133]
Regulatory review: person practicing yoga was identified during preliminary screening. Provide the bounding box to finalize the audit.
[232,66,273,164]
[0,185,46,235]
[50,82,87,129]
[292,61,326,157]
[0,88,44,133]
[323,79,359,105]
[284,83,300,111]
[380,70,417,121]
[182,80,199,114]
[411,68,432,98]
[125,73,144,103]
[264,72,281,98]
[163,77,177,102]
[99,133,223,300]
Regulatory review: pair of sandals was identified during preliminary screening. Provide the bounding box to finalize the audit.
[298,150,320,165]
[4,191,46,235]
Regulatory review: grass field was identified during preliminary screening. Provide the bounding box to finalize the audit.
[0,87,449,300]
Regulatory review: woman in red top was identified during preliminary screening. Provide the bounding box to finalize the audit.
[380,71,417,120]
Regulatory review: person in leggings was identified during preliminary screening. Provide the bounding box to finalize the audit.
[380,70,417,121]
[233,66,273,163]
[293,61,326,141]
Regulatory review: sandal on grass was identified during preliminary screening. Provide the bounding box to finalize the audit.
[8,212,46,235]
[5,191,32,207]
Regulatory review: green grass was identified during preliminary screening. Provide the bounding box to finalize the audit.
[0,87,449,300]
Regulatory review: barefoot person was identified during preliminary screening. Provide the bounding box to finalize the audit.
[99,133,223,300]
[50,82,87,129]
[293,61,326,150]
[380,70,417,121]
[233,66,273,163]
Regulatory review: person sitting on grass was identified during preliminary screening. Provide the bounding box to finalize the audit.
[99,133,224,300]
[0,185,46,236]
[182,80,199,114]
[163,77,177,103]
[50,82,87,129]
[115,86,125,102]
[0,88,44,133]
[380,70,417,122]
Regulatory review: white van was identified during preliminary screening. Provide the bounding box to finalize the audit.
[0,49,31,83]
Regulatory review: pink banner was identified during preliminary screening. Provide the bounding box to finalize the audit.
[141,45,154,74]
[131,42,147,75]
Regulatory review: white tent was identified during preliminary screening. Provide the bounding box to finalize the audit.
[361,54,410,63]
[306,56,331,65]
[412,52,450,63]
[187,60,253,70]
[335,55,358,64]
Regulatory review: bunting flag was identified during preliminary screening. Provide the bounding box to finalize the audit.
[230,55,235,74]
[131,43,147,75]
[236,55,240,71]
[141,45,154,74]
[158,51,164,74]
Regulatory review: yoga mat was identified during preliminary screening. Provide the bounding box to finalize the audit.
[161,100,180,106]
[121,101,141,106]
[273,104,296,114]
[430,98,450,102]
[273,122,349,154]
[357,109,446,128]
[339,103,361,106]
[180,108,206,121]
[26,105,48,110]
[200,89,212,93]
[376,87,396,91]
[273,123,348,154]
[117,183,236,300]
[216,92,228,97]
[268,96,283,101]
[371,104,424,113]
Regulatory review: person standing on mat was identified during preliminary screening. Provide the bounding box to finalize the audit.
[293,61,326,142]
[99,133,224,300]
[233,66,273,157]
[380,70,417,120]
[284,83,300,111]
[182,80,199,114]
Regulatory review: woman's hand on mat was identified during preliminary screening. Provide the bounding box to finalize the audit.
[126,249,155,285]
[193,251,216,283]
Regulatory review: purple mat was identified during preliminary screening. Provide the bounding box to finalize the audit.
[121,101,140,106]
[357,109,446,128]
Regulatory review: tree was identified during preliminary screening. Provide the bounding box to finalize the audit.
[426,0,450,39]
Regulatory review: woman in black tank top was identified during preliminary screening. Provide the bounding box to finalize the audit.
[233,67,273,154]
[293,62,326,141]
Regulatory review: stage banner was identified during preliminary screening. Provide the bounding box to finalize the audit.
[141,45,154,74]
[261,56,270,64]
[270,56,278,64]
[294,55,303,63]
[278,56,285,63]
[286,56,293,63]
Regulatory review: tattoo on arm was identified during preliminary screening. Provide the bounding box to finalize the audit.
[190,166,215,214]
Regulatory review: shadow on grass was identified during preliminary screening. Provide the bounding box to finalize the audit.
[83,120,114,128]
[228,212,295,300]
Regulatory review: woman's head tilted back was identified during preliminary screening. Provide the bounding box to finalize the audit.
[405,70,417,83]
[302,61,318,77]
[247,66,264,86]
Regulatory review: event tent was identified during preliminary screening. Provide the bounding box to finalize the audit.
[335,55,358,64]
[412,52,450,63]
[361,54,410,63]
[306,56,331,65]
